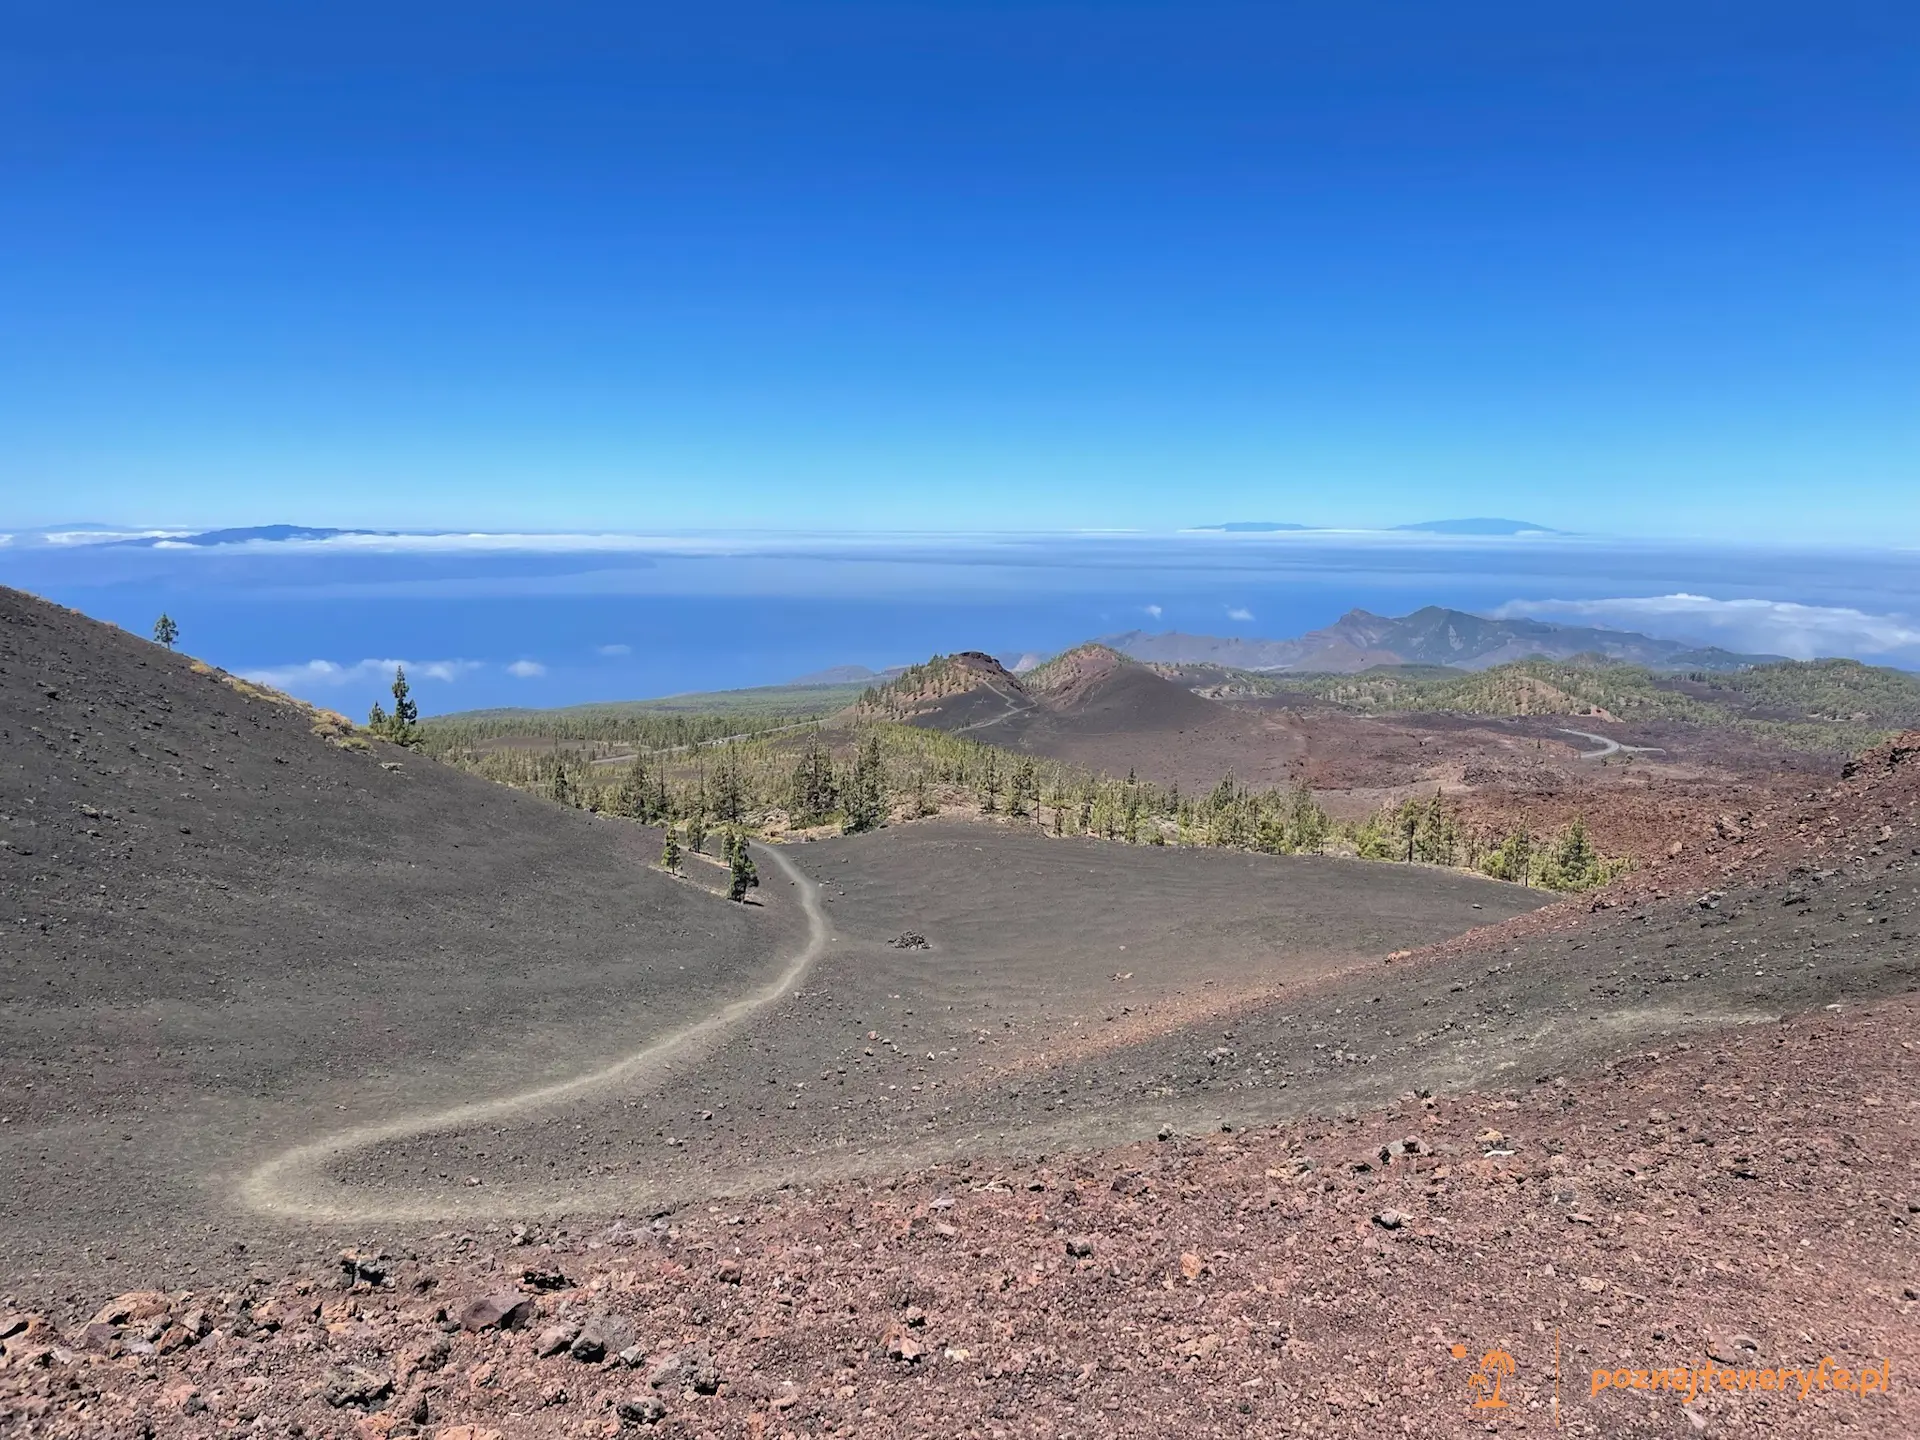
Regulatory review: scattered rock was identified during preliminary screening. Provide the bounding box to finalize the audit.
[883,1322,926,1363]
[570,1313,634,1363]
[90,1291,171,1326]
[320,1366,394,1409]
[459,1291,534,1332]
[1065,1235,1095,1258]
[339,1248,389,1286]
[1372,1210,1409,1231]
[618,1395,668,1426]
[536,1322,580,1358]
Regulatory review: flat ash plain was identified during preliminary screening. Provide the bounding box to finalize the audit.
[318,824,1549,1227]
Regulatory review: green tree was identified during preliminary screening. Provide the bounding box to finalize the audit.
[787,735,838,826]
[978,754,1000,815]
[549,765,572,806]
[1287,782,1329,854]
[712,744,745,824]
[1008,756,1037,818]
[843,732,887,833]
[611,753,647,818]
[727,833,760,902]
[1539,818,1612,891]
[685,810,708,855]
[660,830,683,874]
[372,666,421,746]
[1480,827,1534,884]
[1413,793,1458,866]
[844,733,887,833]
[152,613,179,649]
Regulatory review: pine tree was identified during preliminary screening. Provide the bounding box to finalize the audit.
[1481,827,1534,884]
[152,613,179,649]
[1287,782,1328,854]
[1541,818,1602,891]
[712,744,745,824]
[1009,757,1037,818]
[1413,793,1458,866]
[661,830,683,874]
[843,732,887,833]
[787,735,838,826]
[727,833,760,902]
[612,753,646,819]
[549,765,571,806]
[686,810,708,855]
[377,666,420,746]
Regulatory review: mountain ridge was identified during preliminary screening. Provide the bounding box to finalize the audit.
[1099,606,1779,674]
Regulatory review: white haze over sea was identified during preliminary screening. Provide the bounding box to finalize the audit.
[2,528,1915,714]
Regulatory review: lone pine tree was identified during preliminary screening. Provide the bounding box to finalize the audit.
[370,666,420,746]
[727,834,759,902]
[152,613,179,649]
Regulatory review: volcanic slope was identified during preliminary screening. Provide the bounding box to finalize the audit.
[0,587,806,1297]
[861,644,1310,790]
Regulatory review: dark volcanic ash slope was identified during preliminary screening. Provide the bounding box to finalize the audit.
[0,586,803,1297]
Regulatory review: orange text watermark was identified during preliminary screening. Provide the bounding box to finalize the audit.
[1591,1356,1894,1403]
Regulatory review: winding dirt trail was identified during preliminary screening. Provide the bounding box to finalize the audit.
[235,842,829,1224]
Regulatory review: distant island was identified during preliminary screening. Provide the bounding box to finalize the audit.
[1194,518,1560,536]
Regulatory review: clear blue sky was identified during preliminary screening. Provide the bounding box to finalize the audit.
[3,2,1914,540]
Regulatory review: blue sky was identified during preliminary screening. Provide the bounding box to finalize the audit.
[3,1,1915,541]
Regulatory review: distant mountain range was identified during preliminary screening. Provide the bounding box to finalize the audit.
[1100,606,1780,674]
[785,663,910,686]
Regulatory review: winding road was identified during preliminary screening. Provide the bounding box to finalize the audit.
[236,841,830,1223]
[1557,727,1665,760]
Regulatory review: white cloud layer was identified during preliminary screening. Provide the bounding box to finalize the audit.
[1143,604,1163,619]
[1226,606,1255,622]
[596,643,632,656]
[506,659,547,678]
[1498,594,1920,662]
[240,657,484,689]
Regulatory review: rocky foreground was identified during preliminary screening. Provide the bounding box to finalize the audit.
[5,996,1913,1439]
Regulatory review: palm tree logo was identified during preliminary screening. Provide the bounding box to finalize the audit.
[1453,1345,1515,1409]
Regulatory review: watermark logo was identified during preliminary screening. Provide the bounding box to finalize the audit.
[1447,1335,1895,1426]
[1591,1356,1894,1404]
[1451,1344,1516,1409]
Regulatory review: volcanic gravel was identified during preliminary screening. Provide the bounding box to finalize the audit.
[0,588,803,1296]
[3,997,1911,1438]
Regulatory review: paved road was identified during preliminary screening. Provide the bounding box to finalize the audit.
[1558,727,1665,760]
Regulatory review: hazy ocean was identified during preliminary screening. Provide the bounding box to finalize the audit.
[3,530,1915,716]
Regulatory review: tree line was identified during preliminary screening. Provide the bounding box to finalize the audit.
[429,719,1623,892]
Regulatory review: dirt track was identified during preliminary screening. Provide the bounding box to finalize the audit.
[237,841,831,1224]
[0,588,808,1301]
